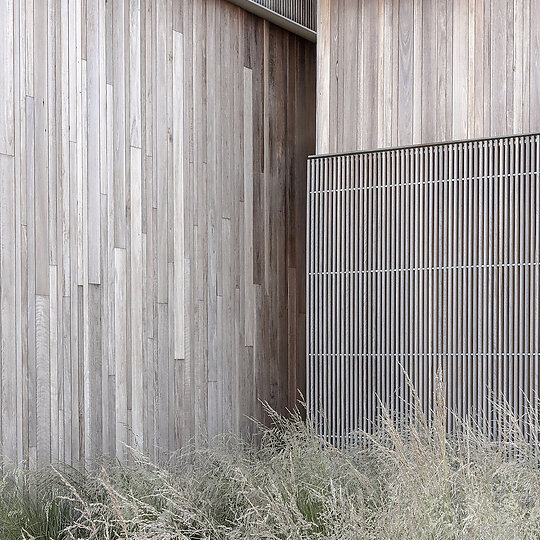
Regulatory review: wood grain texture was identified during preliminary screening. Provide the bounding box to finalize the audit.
[308,134,540,445]
[0,0,315,465]
[317,0,540,154]
[0,0,14,156]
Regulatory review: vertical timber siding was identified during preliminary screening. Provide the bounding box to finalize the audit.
[307,134,540,445]
[316,0,540,154]
[0,0,315,466]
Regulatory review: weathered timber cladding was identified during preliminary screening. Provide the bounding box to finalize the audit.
[307,135,540,445]
[0,0,315,466]
[317,0,540,154]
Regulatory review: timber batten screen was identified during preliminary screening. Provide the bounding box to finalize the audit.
[250,0,316,30]
[307,134,540,446]
[226,0,317,39]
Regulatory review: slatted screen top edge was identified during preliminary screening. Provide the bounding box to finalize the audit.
[307,133,540,448]
[227,0,317,36]
[249,0,317,30]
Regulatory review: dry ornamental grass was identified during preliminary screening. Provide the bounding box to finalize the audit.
[2,380,540,539]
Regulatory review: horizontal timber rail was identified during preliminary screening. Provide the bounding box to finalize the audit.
[228,0,317,41]
[307,133,540,447]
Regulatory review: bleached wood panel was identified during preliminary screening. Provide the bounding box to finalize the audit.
[307,134,540,446]
[0,0,315,466]
[317,0,540,154]
[0,0,14,156]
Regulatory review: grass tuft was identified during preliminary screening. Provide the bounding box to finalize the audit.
[4,387,540,539]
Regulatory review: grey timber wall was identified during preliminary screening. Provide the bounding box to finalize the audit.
[307,134,540,445]
[317,0,540,154]
[0,0,315,466]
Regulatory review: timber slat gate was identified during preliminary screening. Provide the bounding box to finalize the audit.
[307,134,540,446]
